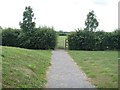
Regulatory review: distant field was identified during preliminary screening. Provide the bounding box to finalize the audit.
[2,46,51,88]
[57,36,67,49]
[68,51,118,88]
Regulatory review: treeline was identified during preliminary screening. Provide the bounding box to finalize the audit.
[57,30,69,36]
[68,29,119,50]
[1,27,57,49]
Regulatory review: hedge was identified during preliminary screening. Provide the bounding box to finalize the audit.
[19,27,57,49]
[2,27,57,50]
[2,28,21,47]
[35,27,57,49]
[68,29,119,50]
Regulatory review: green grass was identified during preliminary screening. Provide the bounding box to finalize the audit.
[2,46,51,88]
[57,36,67,49]
[68,51,118,88]
[0,46,1,89]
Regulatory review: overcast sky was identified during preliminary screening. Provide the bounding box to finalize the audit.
[0,0,119,32]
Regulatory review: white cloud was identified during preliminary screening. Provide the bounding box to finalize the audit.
[91,0,108,5]
[0,0,119,32]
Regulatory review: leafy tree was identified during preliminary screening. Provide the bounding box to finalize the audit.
[85,10,99,32]
[19,6,36,35]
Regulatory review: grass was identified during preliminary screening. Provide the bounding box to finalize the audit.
[57,36,67,49]
[0,46,1,89]
[2,46,51,88]
[68,50,118,88]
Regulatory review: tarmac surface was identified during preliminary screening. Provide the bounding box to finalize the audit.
[46,50,95,88]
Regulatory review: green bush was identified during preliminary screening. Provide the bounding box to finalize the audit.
[94,31,119,50]
[2,28,21,47]
[68,29,118,50]
[17,32,33,48]
[109,30,119,50]
[68,32,77,50]
[94,31,107,50]
[34,27,57,49]
[18,26,57,49]
[68,30,95,50]
[2,26,57,50]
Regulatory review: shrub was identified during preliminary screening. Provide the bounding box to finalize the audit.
[2,28,21,47]
[110,30,119,50]
[32,27,57,49]
[17,32,32,48]
[18,26,57,49]
[1,26,57,50]
[94,31,107,50]
[68,30,95,50]
[68,29,118,50]
[94,31,119,50]
[68,32,77,50]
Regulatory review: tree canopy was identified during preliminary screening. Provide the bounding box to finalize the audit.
[19,6,36,35]
[84,10,99,32]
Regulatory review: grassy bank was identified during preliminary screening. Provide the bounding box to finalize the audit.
[68,51,118,88]
[57,36,67,49]
[2,46,51,88]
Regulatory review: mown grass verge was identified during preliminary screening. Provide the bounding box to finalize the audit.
[68,51,118,88]
[2,46,51,88]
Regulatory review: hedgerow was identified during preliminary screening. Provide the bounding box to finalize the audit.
[68,29,119,50]
[2,26,57,50]
[34,26,57,49]
[19,26,57,49]
[2,28,21,47]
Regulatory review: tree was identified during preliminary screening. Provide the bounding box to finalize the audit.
[84,10,99,32]
[19,6,36,35]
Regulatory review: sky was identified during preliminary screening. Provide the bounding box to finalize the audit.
[0,0,119,32]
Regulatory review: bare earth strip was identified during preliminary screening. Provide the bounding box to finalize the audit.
[46,50,95,88]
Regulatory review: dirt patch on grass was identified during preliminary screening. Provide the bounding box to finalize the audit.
[14,67,37,77]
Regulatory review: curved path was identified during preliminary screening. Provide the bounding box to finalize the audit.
[46,50,95,88]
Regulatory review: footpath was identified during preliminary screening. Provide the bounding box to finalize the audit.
[46,50,95,88]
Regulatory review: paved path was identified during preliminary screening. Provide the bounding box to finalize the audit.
[46,50,95,88]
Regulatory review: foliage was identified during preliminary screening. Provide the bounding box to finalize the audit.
[68,30,95,50]
[68,29,119,50]
[31,26,57,49]
[17,26,56,49]
[1,27,57,50]
[85,10,99,32]
[2,46,51,88]
[2,28,21,47]
[69,51,118,88]
[19,6,36,36]
[94,30,119,50]
[18,6,36,49]
[18,6,57,49]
